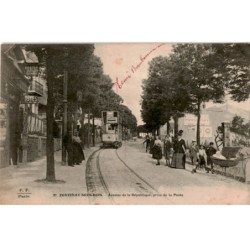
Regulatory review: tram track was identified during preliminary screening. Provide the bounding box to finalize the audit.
[85,148,114,204]
[86,147,174,204]
[114,147,174,204]
[115,149,159,194]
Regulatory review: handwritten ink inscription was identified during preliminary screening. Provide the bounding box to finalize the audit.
[114,43,165,89]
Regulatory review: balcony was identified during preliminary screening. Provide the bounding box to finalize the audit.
[28,79,43,96]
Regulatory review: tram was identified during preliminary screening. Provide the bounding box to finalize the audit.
[101,111,122,148]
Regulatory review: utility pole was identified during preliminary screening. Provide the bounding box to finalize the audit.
[61,66,68,165]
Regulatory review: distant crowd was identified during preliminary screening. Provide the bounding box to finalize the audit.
[143,130,217,174]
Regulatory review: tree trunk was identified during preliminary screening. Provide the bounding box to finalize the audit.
[196,102,201,146]
[173,115,179,136]
[166,119,170,135]
[46,55,55,182]
[92,116,95,146]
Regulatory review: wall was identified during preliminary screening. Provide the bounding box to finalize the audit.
[26,135,61,162]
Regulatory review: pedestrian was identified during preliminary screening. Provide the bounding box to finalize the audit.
[163,134,173,167]
[191,145,207,173]
[206,142,217,173]
[189,140,199,165]
[149,135,155,155]
[72,130,85,165]
[152,136,163,165]
[143,134,151,153]
[171,130,186,169]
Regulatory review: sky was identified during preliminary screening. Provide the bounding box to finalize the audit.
[95,43,250,125]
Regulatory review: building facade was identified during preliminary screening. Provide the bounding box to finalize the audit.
[1,44,61,168]
[1,45,30,167]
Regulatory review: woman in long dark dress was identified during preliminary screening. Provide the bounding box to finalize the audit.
[72,131,85,165]
[172,130,186,169]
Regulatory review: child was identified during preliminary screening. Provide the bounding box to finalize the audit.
[191,145,207,173]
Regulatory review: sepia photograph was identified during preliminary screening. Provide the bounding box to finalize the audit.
[0,43,249,205]
[1,1,250,250]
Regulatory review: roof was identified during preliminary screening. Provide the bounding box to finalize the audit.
[21,49,39,63]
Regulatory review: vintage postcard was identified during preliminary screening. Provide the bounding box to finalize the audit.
[0,43,249,205]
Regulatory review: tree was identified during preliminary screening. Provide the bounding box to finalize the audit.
[141,56,190,135]
[78,55,103,147]
[25,45,66,182]
[96,74,123,112]
[118,104,137,136]
[25,44,94,181]
[231,115,250,137]
[141,44,249,145]
[211,44,250,102]
[137,124,149,136]
[171,44,226,145]
[77,56,135,146]
[141,57,171,135]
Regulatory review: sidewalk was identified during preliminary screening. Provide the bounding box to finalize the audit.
[0,146,100,204]
[117,141,250,204]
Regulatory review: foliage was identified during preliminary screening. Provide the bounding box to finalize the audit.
[118,104,137,134]
[24,44,95,181]
[230,115,250,137]
[94,74,123,115]
[24,44,138,178]
[171,44,226,109]
[171,44,228,144]
[211,44,250,102]
[79,54,103,113]
[141,44,250,144]
[137,124,150,134]
[141,57,174,132]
